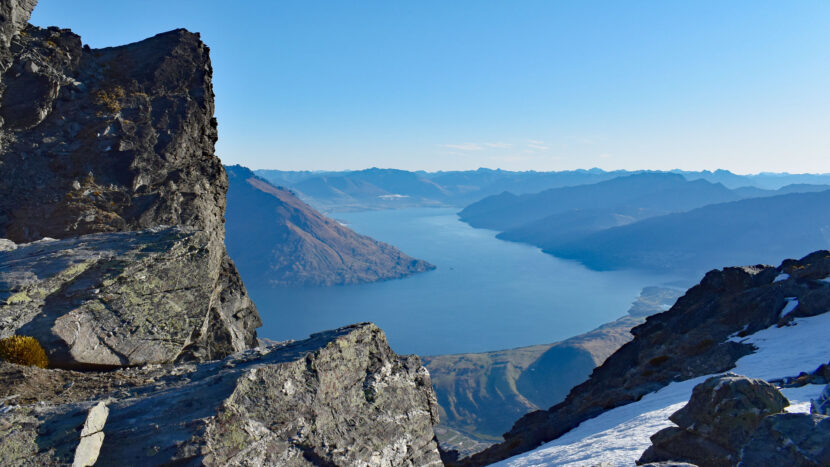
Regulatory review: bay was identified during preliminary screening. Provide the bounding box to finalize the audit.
[246,207,678,356]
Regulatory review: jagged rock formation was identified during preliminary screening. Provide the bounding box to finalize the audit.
[0,24,225,241]
[459,250,830,466]
[638,374,789,466]
[225,165,434,287]
[0,228,260,369]
[0,1,259,364]
[0,323,444,466]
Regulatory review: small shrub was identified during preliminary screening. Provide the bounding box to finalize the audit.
[94,86,126,114]
[0,335,49,368]
[691,338,715,355]
[648,355,670,367]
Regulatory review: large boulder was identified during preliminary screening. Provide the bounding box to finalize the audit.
[0,323,444,466]
[0,227,260,369]
[638,374,788,466]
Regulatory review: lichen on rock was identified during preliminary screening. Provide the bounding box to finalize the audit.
[0,0,260,366]
[0,324,443,466]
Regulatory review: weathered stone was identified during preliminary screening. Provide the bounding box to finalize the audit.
[0,227,260,369]
[639,427,733,467]
[0,323,443,466]
[670,374,789,446]
[0,0,36,69]
[638,375,788,466]
[72,401,108,467]
[811,384,830,415]
[740,413,830,466]
[0,26,225,242]
[0,11,260,365]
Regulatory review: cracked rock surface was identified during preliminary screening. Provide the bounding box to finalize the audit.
[0,323,443,466]
[0,227,260,369]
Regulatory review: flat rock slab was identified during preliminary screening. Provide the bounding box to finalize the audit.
[0,227,260,369]
[0,323,443,466]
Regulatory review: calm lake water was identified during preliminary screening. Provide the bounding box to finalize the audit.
[245,207,677,356]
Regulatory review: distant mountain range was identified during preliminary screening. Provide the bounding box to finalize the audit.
[548,189,830,275]
[255,167,830,212]
[256,168,623,212]
[454,172,830,276]
[459,172,741,232]
[224,165,434,286]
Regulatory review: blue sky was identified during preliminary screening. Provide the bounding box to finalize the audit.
[31,1,830,173]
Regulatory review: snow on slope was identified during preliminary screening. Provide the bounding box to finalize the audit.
[494,312,830,467]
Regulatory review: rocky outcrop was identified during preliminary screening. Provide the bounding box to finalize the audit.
[0,24,225,241]
[0,3,259,365]
[638,374,789,466]
[741,412,830,466]
[0,227,260,369]
[460,250,830,466]
[0,323,443,466]
[225,165,434,287]
[0,0,36,72]
[638,374,830,467]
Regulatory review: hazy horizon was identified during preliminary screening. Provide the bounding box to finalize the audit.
[31,1,830,173]
[249,165,830,177]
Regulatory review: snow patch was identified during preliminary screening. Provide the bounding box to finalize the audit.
[781,385,823,414]
[774,273,790,283]
[496,312,830,466]
[778,297,798,320]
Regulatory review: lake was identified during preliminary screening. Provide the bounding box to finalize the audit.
[245,207,679,356]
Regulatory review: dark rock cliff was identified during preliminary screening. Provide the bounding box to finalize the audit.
[460,250,830,466]
[0,25,224,241]
[0,1,259,364]
[225,165,435,287]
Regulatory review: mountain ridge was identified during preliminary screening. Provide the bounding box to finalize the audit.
[457,250,830,465]
[225,165,435,287]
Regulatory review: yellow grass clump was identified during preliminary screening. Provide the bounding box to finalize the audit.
[0,335,49,368]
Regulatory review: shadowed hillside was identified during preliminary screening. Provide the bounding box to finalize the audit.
[225,165,434,286]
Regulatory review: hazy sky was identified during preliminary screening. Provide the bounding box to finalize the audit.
[31,1,830,173]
